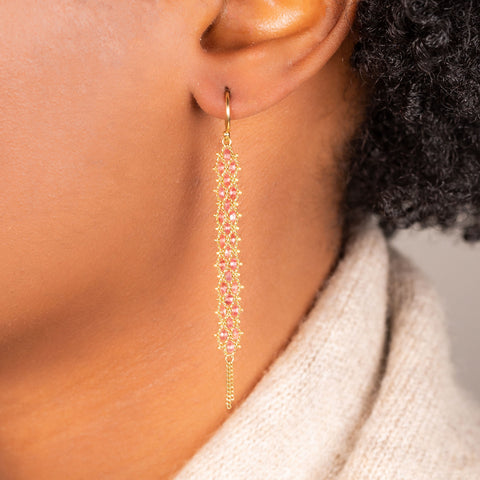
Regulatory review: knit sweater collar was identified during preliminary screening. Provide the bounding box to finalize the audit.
[172,218,480,479]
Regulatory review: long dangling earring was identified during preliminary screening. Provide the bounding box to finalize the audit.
[214,87,244,411]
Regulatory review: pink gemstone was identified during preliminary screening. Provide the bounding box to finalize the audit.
[229,186,237,199]
[230,258,238,269]
[232,328,239,339]
[230,234,237,245]
[219,306,227,316]
[229,211,236,222]
[231,282,239,293]
[229,162,236,173]
[219,259,226,270]
[224,223,232,234]
[223,149,231,160]
[218,212,224,224]
[220,282,228,294]
[217,163,225,174]
[226,340,235,353]
[226,317,234,329]
[224,201,231,212]
[224,271,233,282]
[224,176,231,186]
[219,329,228,342]
[231,304,239,316]
[219,235,226,248]
[225,294,234,305]
[224,247,232,258]
[218,187,225,199]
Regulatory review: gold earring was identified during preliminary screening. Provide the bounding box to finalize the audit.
[213,87,244,411]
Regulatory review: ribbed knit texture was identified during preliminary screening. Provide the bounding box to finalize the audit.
[172,218,480,479]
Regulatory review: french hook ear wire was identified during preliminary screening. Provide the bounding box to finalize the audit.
[224,86,231,136]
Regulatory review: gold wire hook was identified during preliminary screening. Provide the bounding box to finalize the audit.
[224,87,231,135]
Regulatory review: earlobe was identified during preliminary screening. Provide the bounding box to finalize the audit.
[189,0,357,121]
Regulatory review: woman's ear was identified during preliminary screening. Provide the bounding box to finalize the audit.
[189,0,358,120]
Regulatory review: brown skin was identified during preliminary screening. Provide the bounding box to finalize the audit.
[0,1,361,478]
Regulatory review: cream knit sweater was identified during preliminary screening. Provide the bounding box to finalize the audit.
[173,218,480,479]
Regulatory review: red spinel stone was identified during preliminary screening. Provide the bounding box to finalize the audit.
[225,294,234,305]
[223,176,231,186]
[231,305,239,316]
[220,282,228,294]
[229,186,237,199]
[219,329,228,342]
[219,235,226,248]
[224,223,232,234]
[218,212,224,224]
[226,340,235,353]
[219,259,226,270]
[223,149,231,160]
[224,201,231,212]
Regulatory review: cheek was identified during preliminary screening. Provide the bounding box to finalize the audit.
[0,1,190,339]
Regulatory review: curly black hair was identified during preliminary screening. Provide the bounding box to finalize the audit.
[344,0,480,242]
